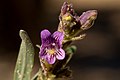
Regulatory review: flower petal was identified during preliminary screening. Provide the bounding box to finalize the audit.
[56,48,65,60]
[39,46,47,58]
[46,54,56,64]
[41,29,51,44]
[52,31,64,47]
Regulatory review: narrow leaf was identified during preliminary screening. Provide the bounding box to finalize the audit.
[14,30,35,80]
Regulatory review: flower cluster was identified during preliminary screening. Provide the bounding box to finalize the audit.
[58,2,97,39]
[38,2,97,79]
[39,2,97,65]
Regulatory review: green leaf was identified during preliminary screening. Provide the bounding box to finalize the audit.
[14,30,35,80]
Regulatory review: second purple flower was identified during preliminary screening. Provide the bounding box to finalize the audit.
[39,29,65,64]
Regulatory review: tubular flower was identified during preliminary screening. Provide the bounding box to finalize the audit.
[39,29,65,64]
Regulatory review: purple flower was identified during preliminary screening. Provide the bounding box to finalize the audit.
[39,29,65,64]
[79,10,97,25]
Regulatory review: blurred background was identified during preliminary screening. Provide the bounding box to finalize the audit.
[0,0,120,80]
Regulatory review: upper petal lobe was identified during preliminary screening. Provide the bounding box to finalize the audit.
[52,31,64,47]
[41,29,51,44]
